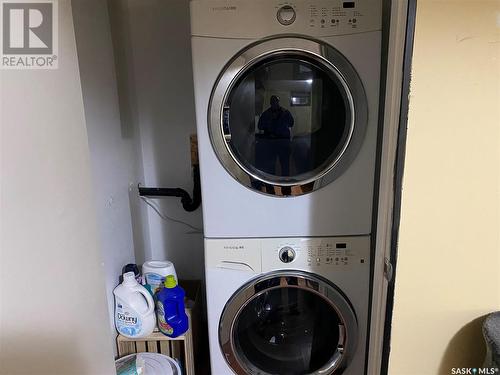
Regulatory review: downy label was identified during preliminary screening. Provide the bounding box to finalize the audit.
[115,300,143,337]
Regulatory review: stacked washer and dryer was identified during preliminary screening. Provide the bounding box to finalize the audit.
[190,1,382,374]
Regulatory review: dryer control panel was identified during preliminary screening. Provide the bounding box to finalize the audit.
[191,0,382,38]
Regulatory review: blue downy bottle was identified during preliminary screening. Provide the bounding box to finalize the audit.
[155,275,188,338]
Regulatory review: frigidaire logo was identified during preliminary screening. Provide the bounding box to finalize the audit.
[451,368,499,374]
[1,0,58,69]
[211,6,236,11]
[223,245,245,250]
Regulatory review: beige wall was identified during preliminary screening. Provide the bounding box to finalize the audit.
[0,1,115,373]
[389,1,500,374]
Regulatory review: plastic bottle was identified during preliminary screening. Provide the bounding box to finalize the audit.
[122,263,142,284]
[155,275,189,338]
[142,260,177,295]
[114,272,156,339]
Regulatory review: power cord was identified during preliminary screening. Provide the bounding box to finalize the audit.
[140,196,203,234]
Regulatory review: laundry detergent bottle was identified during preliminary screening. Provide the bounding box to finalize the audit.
[114,271,156,339]
[156,275,188,338]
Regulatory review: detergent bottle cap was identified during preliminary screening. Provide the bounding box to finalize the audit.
[122,271,138,286]
[164,275,177,289]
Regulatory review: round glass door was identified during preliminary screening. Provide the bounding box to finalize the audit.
[209,37,368,196]
[219,272,358,375]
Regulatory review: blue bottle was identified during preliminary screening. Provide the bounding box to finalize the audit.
[155,275,188,338]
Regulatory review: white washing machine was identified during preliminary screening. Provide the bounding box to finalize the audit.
[205,236,371,374]
[190,0,382,238]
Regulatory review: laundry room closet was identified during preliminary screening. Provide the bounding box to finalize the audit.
[0,0,415,374]
[71,0,205,349]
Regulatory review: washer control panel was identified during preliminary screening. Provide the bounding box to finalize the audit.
[262,236,370,274]
[306,242,356,266]
[273,239,365,267]
[205,236,370,274]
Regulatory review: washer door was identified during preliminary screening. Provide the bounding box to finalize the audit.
[219,272,358,375]
[209,37,368,197]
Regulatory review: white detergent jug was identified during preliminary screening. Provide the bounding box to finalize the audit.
[114,272,156,339]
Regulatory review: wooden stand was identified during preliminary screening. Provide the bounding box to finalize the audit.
[117,280,200,375]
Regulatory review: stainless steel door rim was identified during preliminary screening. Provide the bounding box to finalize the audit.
[219,271,359,374]
[208,36,368,197]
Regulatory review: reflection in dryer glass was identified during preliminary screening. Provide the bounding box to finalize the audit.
[225,56,350,187]
[233,287,341,374]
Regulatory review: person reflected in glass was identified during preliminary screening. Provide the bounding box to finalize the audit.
[257,95,294,177]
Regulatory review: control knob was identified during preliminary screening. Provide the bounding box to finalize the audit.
[277,5,296,25]
[279,246,296,263]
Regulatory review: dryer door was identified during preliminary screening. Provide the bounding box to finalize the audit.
[209,37,368,197]
[219,271,358,375]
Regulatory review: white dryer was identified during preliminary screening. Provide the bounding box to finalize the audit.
[205,236,371,374]
[190,0,382,238]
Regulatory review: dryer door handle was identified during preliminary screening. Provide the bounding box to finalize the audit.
[222,106,231,142]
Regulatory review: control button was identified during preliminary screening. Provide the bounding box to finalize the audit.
[316,258,321,263]
[320,19,325,24]
[353,18,357,23]
[277,5,296,26]
[279,246,296,263]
